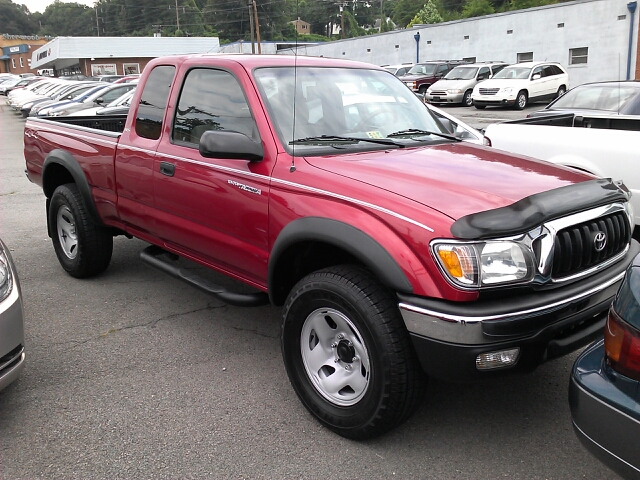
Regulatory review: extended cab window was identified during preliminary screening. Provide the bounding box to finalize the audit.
[172,68,258,147]
[135,65,176,140]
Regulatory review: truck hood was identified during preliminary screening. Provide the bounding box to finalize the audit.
[304,143,586,221]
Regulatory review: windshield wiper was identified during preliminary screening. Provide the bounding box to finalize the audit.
[290,135,405,148]
[387,129,461,142]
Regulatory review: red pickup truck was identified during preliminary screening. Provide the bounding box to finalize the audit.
[24,54,638,439]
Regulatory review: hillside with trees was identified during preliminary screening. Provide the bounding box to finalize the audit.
[1,0,567,43]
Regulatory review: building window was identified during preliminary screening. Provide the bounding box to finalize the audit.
[426,40,431,45]
[507,29,513,34]
[463,57,476,63]
[123,63,140,75]
[464,35,469,40]
[557,23,564,28]
[20,57,24,67]
[395,44,399,49]
[618,14,627,20]
[367,48,371,52]
[517,52,533,63]
[11,58,16,69]
[569,47,588,65]
[91,63,117,75]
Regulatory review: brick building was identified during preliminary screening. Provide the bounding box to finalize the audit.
[0,34,51,74]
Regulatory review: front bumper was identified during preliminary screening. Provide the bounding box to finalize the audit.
[472,93,517,107]
[569,340,640,480]
[398,240,640,381]
[425,92,464,104]
[0,241,25,392]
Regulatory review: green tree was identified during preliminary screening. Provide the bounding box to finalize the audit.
[39,1,95,36]
[0,0,39,34]
[408,0,443,27]
[391,0,422,29]
[461,0,494,17]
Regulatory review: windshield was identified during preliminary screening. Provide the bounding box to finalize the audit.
[550,85,639,111]
[493,67,531,79]
[254,67,448,153]
[407,64,437,76]
[444,67,478,80]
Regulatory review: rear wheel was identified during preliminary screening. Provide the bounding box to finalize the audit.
[281,265,426,439]
[556,85,566,98]
[474,103,486,110]
[515,90,528,110]
[49,183,113,278]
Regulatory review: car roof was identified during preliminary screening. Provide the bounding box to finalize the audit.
[509,61,562,67]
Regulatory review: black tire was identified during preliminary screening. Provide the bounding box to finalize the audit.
[515,90,528,110]
[462,90,473,107]
[49,183,113,278]
[474,103,486,110]
[556,85,566,98]
[281,265,426,440]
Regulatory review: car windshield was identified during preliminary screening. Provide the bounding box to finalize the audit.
[254,66,449,153]
[493,67,532,79]
[444,66,478,80]
[550,85,640,111]
[407,64,437,76]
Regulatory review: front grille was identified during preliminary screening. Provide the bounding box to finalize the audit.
[552,211,631,279]
[478,88,499,95]
[430,90,447,96]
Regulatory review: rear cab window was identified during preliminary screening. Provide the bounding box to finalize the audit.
[135,65,176,140]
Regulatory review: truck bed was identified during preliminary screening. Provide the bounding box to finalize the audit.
[38,114,128,133]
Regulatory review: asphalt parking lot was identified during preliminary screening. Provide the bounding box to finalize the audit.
[0,103,619,479]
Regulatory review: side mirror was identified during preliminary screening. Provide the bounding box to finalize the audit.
[199,130,263,162]
[95,98,104,105]
[532,74,541,81]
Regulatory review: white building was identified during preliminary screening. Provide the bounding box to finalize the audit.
[282,0,639,86]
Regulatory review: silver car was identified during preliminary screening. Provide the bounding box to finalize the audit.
[0,238,25,391]
[426,62,508,106]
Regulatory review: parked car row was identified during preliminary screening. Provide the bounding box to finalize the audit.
[4,75,137,118]
[392,58,570,110]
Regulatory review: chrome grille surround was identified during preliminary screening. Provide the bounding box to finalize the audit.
[431,202,633,290]
[478,88,500,95]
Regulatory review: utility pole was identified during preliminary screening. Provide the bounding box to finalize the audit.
[248,1,255,54]
[94,6,100,37]
[253,0,261,54]
[175,0,180,31]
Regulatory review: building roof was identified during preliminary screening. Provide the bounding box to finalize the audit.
[31,36,220,69]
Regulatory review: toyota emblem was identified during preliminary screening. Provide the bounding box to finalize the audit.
[593,231,607,252]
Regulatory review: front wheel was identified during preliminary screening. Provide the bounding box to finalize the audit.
[281,265,426,439]
[515,91,528,110]
[556,85,566,98]
[49,183,113,278]
[462,90,473,107]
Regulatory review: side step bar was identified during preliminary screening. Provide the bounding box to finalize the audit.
[140,245,270,307]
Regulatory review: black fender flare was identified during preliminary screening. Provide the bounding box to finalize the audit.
[42,149,104,227]
[268,217,413,304]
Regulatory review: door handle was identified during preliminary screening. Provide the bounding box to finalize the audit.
[159,161,175,177]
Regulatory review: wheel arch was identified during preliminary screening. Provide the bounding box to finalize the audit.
[42,149,104,228]
[268,217,413,306]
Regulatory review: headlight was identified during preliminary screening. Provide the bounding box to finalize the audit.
[502,87,513,94]
[625,201,635,231]
[49,110,66,116]
[432,240,534,288]
[447,89,462,94]
[0,246,13,303]
[23,102,33,108]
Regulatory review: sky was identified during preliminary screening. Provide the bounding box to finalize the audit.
[19,0,95,14]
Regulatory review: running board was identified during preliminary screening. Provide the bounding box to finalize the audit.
[140,245,269,307]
